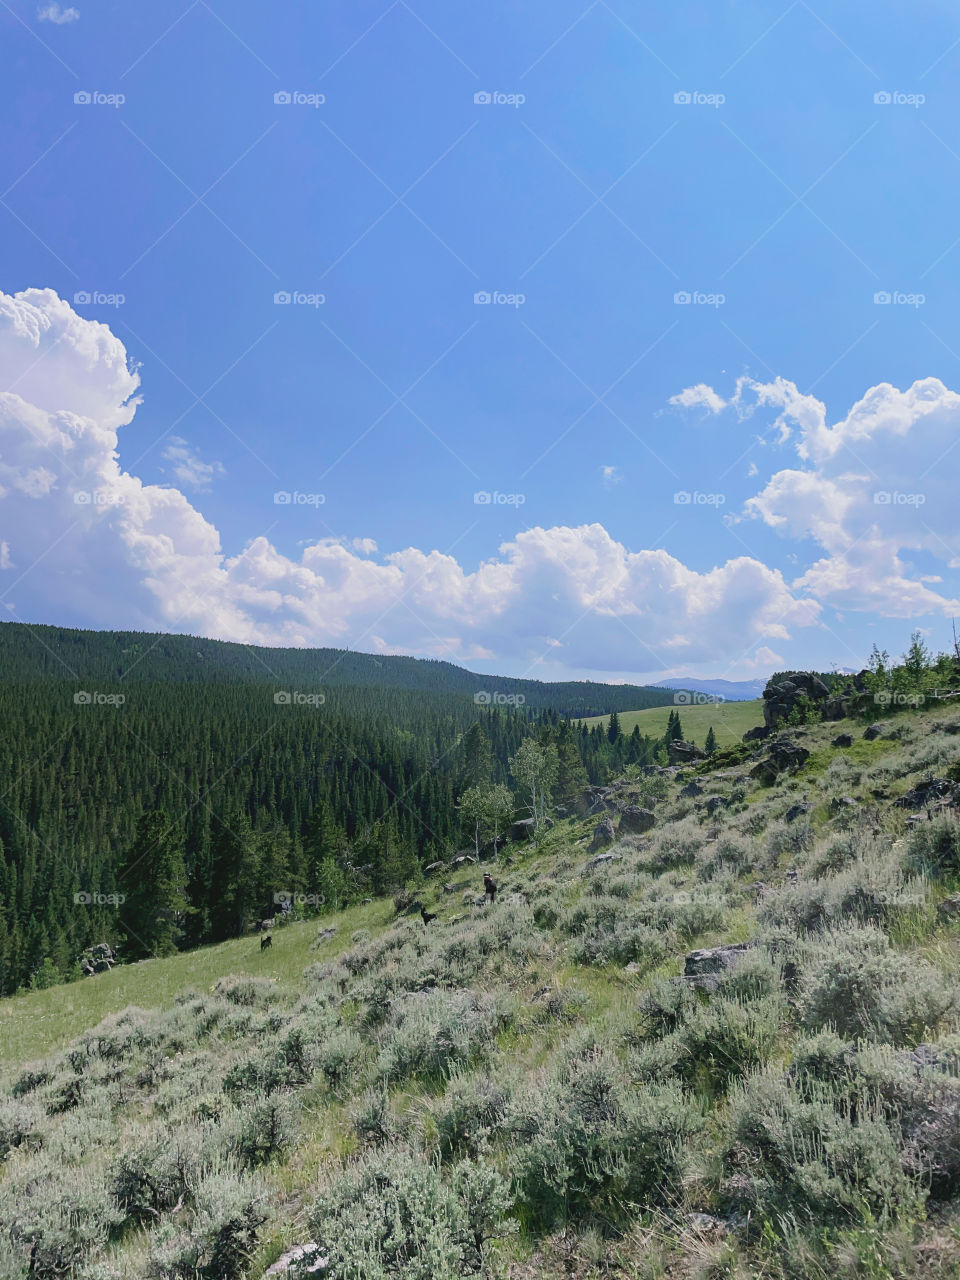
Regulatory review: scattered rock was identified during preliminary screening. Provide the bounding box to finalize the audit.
[937,894,960,920]
[668,740,706,766]
[582,852,623,874]
[831,795,859,812]
[424,860,446,873]
[264,1243,327,1276]
[617,806,656,836]
[589,817,617,850]
[705,795,729,815]
[895,778,955,810]
[863,722,894,741]
[742,725,770,742]
[832,733,854,748]
[750,738,810,784]
[784,801,813,823]
[679,780,704,798]
[684,942,755,990]
[442,882,457,894]
[508,819,536,842]
[685,1212,728,1237]
[451,853,479,866]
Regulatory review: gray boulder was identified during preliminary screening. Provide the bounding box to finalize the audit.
[590,816,617,850]
[832,733,854,748]
[680,780,705,798]
[618,806,656,836]
[582,852,622,874]
[784,801,813,823]
[668,740,706,766]
[750,738,810,784]
[684,941,755,990]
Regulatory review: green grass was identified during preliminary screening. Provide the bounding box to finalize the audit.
[0,900,395,1070]
[579,697,764,747]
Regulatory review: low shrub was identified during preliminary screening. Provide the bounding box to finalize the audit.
[376,990,510,1084]
[908,815,960,875]
[308,1148,515,1279]
[148,1166,267,1280]
[724,1067,922,1231]
[110,1127,204,1222]
[431,1067,515,1158]
[798,924,957,1044]
[510,1045,701,1225]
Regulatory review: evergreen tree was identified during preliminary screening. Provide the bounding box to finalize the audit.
[704,725,717,755]
[209,815,261,941]
[607,710,621,744]
[116,810,187,958]
[460,723,493,788]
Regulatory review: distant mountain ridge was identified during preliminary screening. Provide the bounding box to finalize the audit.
[653,676,767,701]
[0,622,680,719]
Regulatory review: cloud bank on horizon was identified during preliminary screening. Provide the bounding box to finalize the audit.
[1,288,957,679]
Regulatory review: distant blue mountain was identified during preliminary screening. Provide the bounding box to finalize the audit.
[654,677,766,702]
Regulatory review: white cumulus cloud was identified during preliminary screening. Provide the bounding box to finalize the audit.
[674,374,960,618]
[37,3,79,23]
[0,289,825,675]
[161,437,225,492]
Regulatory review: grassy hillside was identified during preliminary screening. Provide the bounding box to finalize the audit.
[580,696,765,746]
[3,703,960,1279]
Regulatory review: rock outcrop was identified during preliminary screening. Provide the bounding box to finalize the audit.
[762,671,830,729]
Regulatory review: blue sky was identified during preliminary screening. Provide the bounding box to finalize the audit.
[1,0,959,683]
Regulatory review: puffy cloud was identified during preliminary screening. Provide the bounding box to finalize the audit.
[669,383,726,414]
[37,3,79,23]
[600,464,622,487]
[0,289,821,675]
[161,437,225,492]
[675,373,960,618]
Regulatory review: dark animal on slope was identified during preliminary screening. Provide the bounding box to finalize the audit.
[483,873,497,904]
[260,934,273,951]
[420,906,437,925]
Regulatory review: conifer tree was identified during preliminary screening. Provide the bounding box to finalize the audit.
[116,810,187,958]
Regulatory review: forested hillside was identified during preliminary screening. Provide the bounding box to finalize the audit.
[0,622,678,717]
[0,638,683,995]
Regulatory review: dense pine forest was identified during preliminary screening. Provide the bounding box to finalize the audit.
[0,626,683,995]
[0,622,678,716]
